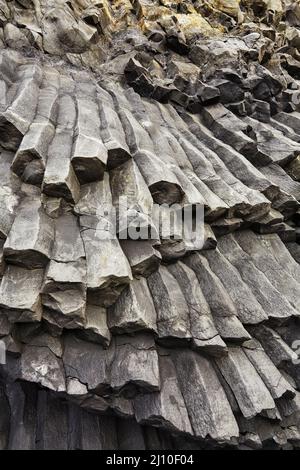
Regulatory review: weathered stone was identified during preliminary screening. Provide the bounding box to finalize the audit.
[147,266,191,344]
[108,278,157,334]
[173,349,239,441]
[286,155,300,181]
[218,234,299,321]
[42,288,86,329]
[168,261,226,355]
[0,266,43,322]
[110,159,157,239]
[202,248,268,325]
[110,333,160,394]
[120,240,161,278]
[0,150,20,240]
[43,95,80,203]
[243,340,295,400]
[72,92,108,183]
[249,325,298,367]
[63,334,109,394]
[134,353,192,435]
[97,85,132,169]
[75,176,133,307]
[234,230,300,313]
[215,346,276,419]
[79,304,111,347]
[184,253,250,342]
[21,345,66,392]
[0,63,43,150]
[4,194,54,268]
[52,213,85,263]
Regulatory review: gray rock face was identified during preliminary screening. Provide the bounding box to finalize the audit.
[173,349,239,442]
[0,266,43,322]
[215,346,276,419]
[1,6,300,448]
[108,278,157,334]
[147,266,191,343]
[134,353,192,435]
[4,196,53,269]
[20,345,66,392]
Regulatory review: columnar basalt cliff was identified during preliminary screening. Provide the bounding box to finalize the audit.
[0,0,300,450]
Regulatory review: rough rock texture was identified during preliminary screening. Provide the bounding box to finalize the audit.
[0,0,300,450]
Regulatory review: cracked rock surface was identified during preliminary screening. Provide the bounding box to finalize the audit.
[0,0,300,450]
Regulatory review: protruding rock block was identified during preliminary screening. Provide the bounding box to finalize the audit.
[110,159,157,239]
[72,93,108,183]
[134,353,193,435]
[168,261,226,356]
[52,213,85,263]
[120,240,161,278]
[43,95,80,203]
[97,86,131,169]
[173,350,239,441]
[0,150,20,239]
[79,304,111,347]
[218,234,299,321]
[184,253,250,342]
[75,176,133,307]
[0,63,43,150]
[147,265,191,344]
[215,346,276,419]
[21,345,66,392]
[3,194,54,269]
[202,248,268,325]
[243,340,295,400]
[63,334,110,394]
[42,288,86,329]
[110,333,160,394]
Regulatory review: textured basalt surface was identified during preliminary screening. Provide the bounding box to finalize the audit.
[0,0,300,450]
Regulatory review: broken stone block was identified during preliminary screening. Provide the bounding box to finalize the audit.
[110,159,157,239]
[72,95,108,183]
[43,259,87,291]
[184,253,250,342]
[134,353,193,435]
[249,325,298,367]
[79,304,111,347]
[63,334,109,394]
[42,288,86,330]
[42,95,80,203]
[0,266,43,322]
[218,234,300,321]
[110,333,160,395]
[51,213,85,263]
[120,240,162,278]
[147,265,191,344]
[4,194,54,269]
[21,345,66,392]
[97,86,131,169]
[0,150,20,240]
[215,346,276,419]
[202,248,268,325]
[0,63,43,150]
[173,349,239,441]
[243,340,295,400]
[167,261,226,356]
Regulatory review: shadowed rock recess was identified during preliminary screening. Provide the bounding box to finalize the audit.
[1,0,300,451]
